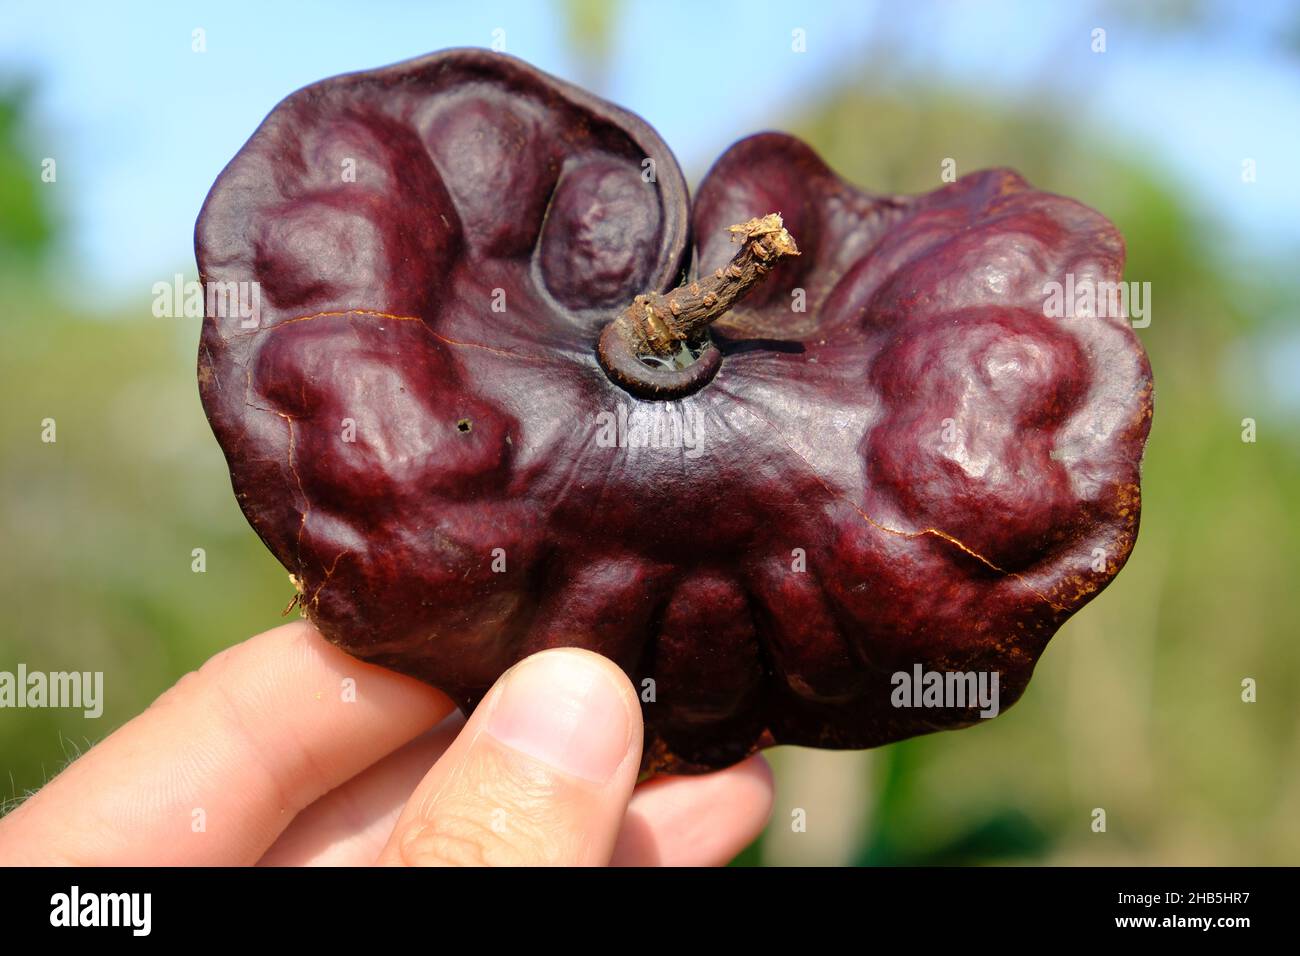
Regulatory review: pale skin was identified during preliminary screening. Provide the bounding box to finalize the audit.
[0,622,774,866]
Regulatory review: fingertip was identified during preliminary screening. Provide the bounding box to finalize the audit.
[483,647,642,785]
[378,648,648,866]
[735,752,777,810]
[611,753,778,866]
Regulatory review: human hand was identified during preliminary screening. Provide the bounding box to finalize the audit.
[0,622,774,865]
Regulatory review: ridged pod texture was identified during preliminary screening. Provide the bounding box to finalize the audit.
[197,49,1153,773]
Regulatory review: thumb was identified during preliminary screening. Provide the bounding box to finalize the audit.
[377,648,643,866]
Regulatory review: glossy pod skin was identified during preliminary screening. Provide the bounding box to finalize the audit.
[197,49,1153,774]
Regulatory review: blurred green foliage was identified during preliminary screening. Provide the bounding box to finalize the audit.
[2,30,1297,865]
[0,83,57,266]
[560,0,620,87]
[0,287,292,805]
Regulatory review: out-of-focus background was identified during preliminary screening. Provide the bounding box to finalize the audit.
[2,0,1297,865]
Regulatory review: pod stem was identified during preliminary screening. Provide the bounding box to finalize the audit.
[597,213,798,398]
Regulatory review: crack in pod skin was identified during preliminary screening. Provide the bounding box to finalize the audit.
[196,49,1154,774]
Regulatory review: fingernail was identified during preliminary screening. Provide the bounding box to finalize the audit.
[485,650,633,783]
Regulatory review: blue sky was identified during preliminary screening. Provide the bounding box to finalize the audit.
[2,0,1297,306]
